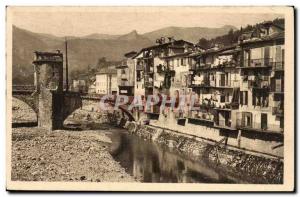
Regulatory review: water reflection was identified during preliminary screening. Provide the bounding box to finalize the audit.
[109,131,238,183]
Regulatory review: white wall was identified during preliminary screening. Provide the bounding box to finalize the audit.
[96,74,108,94]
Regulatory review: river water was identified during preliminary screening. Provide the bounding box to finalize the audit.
[107,128,243,183]
[68,122,244,183]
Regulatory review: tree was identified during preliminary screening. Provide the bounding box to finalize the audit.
[197,38,210,49]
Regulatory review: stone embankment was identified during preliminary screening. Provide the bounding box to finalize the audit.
[125,121,283,184]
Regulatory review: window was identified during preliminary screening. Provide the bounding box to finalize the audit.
[121,69,126,74]
[181,58,184,66]
[240,91,248,105]
[220,95,225,103]
[137,71,141,81]
[226,92,230,102]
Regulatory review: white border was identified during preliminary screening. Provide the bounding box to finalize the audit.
[1,0,298,196]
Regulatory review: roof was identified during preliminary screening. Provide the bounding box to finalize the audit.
[162,51,192,59]
[132,39,194,59]
[219,48,241,55]
[260,21,285,30]
[140,39,194,51]
[124,51,137,58]
[196,44,237,57]
[34,51,63,56]
[96,68,117,75]
[240,31,284,45]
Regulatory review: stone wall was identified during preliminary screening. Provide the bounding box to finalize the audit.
[150,113,283,158]
[125,121,283,184]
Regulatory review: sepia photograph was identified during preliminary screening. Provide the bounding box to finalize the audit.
[6,6,294,191]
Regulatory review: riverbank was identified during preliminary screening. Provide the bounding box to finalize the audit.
[11,99,136,182]
[125,121,283,184]
[11,126,136,182]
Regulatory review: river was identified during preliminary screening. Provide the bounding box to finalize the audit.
[67,121,246,183]
[108,128,245,183]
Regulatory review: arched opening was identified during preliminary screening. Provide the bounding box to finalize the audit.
[12,97,38,127]
[63,101,106,130]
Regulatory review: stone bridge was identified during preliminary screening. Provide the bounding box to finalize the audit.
[12,51,134,131]
[12,85,135,130]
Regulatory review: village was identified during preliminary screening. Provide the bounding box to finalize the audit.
[71,20,284,157]
[11,19,285,184]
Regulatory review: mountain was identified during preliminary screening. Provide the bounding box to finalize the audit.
[83,33,120,40]
[12,26,153,84]
[12,25,237,85]
[143,25,238,43]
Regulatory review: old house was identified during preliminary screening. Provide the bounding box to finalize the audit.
[133,51,145,97]
[138,39,194,117]
[236,21,284,133]
[71,74,89,93]
[116,51,137,96]
[187,45,241,129]
[95,69,118,95]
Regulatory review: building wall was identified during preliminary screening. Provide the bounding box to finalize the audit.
[111,74,118,94]
[96,73,118,95]
[96,74,108,94]
[134,56,145,97]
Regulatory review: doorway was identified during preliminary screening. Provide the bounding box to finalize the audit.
[261,113,268,130]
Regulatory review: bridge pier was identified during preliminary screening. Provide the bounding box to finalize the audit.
[13,51,135,131]
[38,90,64,130]
[33,51,64,131]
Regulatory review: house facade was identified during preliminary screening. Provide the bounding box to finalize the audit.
[95,69,118,95]
[120,21,285,157]
[116,51,137,96]
[236,22,284,133]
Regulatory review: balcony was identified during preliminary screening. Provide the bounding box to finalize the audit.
[120,74,127,80]
[196,64,212,71]
[217,80,240,88]
[136,64,143,71]
[145,81,153,88]
[272,62,284,71]
[236,119,283,134]
[242,58,273,68]
[250,80,270,90]
[270,81,284,93]
[272,107,284,116]
[187,111,215,127]
[215,119,237,130]
[119,81,134,87]
[214,102,239,110]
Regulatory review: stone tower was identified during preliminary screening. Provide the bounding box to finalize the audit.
[33,51,64,130]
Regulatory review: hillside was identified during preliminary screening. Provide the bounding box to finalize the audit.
[12,26,153,84]
[12,25,237,85]
[143,25,237,43]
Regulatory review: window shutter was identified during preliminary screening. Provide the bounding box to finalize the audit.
[240,91,243,105]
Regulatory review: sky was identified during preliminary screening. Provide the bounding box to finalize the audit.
[10,7,284,37]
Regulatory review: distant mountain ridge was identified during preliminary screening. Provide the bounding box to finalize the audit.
[143,25,237,43]
[12,25,237,84]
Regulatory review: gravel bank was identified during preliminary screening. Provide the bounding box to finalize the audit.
[11,127,136,182]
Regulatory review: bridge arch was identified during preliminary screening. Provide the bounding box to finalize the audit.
[12,97,38,124]
[63,97,136,126]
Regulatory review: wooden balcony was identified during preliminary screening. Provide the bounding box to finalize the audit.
[236,119,283,134]
[272,107,284,117]
[214,119,237,131]
[241,58,274,68]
